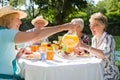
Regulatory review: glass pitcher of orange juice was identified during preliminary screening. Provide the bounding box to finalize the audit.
[62,32,79,48]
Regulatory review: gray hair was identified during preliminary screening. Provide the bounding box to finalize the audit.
[71,18,84,31]
[89,12,107,27]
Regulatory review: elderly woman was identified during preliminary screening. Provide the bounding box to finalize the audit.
[71,18,89,55]
[0,6,78,80]
[71,18,89,45]
[77,12,119,80]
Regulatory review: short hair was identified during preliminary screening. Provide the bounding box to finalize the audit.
[71,18,84,31]
[89,12,107,27]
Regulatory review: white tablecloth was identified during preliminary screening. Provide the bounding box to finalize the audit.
[18,55,104,80]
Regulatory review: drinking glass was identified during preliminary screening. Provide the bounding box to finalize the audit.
[46,50,54,60]
[39,47,47,61]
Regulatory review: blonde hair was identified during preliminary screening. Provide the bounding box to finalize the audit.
[89,12,107,27]
[71,18,84,31]
[0,13,20,28]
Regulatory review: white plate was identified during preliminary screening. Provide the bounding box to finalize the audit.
[21,52,40,59]
[55,51,76,60]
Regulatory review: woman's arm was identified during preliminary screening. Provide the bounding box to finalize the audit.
[14,22,77,43]
[78,42,106,60]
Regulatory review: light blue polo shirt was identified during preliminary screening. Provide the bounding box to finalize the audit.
[0,27,19,76]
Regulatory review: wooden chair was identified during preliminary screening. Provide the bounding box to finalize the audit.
[115,51,120,61]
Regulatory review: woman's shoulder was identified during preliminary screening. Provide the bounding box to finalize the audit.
[105,32,114,40]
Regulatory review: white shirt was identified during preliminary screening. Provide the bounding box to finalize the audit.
[91,32,119,80]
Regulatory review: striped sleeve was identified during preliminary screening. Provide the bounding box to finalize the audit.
[103,35,115,56]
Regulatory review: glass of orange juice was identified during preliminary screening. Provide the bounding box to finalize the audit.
[30,45,36,52]
[46,44,54,60]
[30,45,40,52]
[62,32,79,47]
[46,50,54,60]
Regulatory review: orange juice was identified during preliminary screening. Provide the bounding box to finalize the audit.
[62,34,79,47]
[67,47,73,53]
[41,42,48,47]
[46,50,54,60]
[30,45,36,52]
[30,45,40,52]
[46,46,54,60]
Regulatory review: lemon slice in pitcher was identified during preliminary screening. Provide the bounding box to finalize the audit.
[62,33,79,47]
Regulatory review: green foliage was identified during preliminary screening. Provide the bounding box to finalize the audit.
[106,10,120,36]
[106,10,120,18]
[65,11,87,22]
[9,0,25,7]
[114,36,120,51]
[20,18,33,31]
[116,61,120,72]
[43,8,55,24]
[94,1,106,13]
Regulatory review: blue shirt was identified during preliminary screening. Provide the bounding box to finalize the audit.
[0,27,19,75]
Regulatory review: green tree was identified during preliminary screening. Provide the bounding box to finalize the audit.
[9,0,87,24]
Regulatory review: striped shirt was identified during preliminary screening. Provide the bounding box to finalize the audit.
[91,32,119,80]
